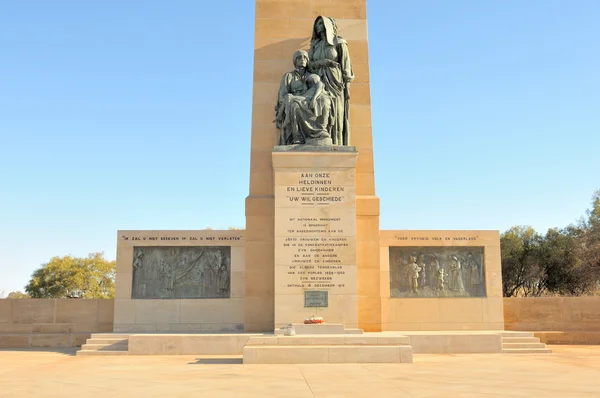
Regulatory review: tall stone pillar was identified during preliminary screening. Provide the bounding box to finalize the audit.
[246,0,380,332]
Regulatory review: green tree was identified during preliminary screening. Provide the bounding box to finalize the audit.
[587,189,600,228]
[538,227,582,295]
[6,291,30,299]
[500,190,600,297]
[25,252,115,299]
[501,226,544,297]
[576,190,600,292]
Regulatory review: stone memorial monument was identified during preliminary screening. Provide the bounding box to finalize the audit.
[94,0,536,362]
[269,16,360,324]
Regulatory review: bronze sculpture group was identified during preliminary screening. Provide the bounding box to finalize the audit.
[275,16,354,146]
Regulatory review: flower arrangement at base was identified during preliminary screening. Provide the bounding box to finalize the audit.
[303,315,324,324]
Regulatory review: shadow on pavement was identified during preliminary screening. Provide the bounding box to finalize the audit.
[189,357,243,365]
[0,347,78,356]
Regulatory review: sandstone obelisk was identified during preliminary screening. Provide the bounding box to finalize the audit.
[245,0,381,332]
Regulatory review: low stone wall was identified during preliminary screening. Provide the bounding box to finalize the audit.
[3,297,600,348]
[0,299,113,348]
[504,297,600,344]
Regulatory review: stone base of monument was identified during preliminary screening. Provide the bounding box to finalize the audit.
[126,333,260,355]
[243,334,413,364]
[390,331,551,354]
[272,144,356,152]
[304,136,332,146]
[75,331,551,357]
[274,323,363,335]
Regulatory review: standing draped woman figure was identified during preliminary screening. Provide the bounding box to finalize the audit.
[308,16,354,145]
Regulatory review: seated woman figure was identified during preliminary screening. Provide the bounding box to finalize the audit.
[275,51,332,145]
[277,74,332,144]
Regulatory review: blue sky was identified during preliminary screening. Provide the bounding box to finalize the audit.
[1,0,599,294]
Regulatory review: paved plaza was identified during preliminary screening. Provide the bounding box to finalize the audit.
[1,346,599,397]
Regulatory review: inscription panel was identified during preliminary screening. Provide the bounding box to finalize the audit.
[274,186,356,208]
[389,246,486,298]
[274,170,355,209]
[275,170,356,296]
[276,207,356,237]
[274,265,355,295]
[304,291,329,308]
[132,246,231,299]
[273,155,359,326]
[275,237,355,266]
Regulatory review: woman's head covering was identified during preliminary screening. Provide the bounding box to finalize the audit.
[311,15,337,46]
[292,49,309,67]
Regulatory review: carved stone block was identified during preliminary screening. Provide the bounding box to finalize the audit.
[132,246,231,299]
[389,246,486,298]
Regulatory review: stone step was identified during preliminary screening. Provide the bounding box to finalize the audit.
[502,342,547,349]
[243,344,413,364]
[502,337,541,343]
[500,331,535,338]
[76,350,129,356]
[256,344,411,348]
[278,324,347,335]
[86,339,129,345]
[90,333,131,339]
[502,348,552,354]
[81,343,128,351]
[344,329,364,334]
[247,335,410,346]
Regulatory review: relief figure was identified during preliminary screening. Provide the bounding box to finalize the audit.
[466,252,482,289]
[133,252,144,269]
[417,253,427,287]
[436,268,446,291]
[408,256,421,294]
[448,255,465,292]
[218,260,230,294]
[428,255,440,288]
[159,260,174,297]
[400,257,410,291]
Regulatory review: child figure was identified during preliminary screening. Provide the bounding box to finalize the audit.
[276,74,327,118]
[436,268,446,291]
[304,74,327,114]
